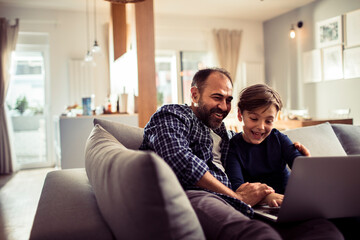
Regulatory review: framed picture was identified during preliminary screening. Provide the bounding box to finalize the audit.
[345,9,360,48]
[344,47,360,79]
[322,45,343,81]
[316,16,343,48]
[302,49,322,83]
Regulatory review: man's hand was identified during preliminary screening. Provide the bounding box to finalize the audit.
[294,142,311,156]
[261,192,284,207]
[235,182,274,207]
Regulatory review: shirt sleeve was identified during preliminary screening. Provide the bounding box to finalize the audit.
[225,137,245,191]
[280,132,303,169]
[142,109,209,188]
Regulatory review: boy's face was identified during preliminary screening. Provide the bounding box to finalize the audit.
[238,104,278,144]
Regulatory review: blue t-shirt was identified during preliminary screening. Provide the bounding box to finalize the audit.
[225,128,302,194]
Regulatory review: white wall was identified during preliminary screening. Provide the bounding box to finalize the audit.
[155,14,265,111]
[1,4,111,164]
[264,0,360,125]
[0,4,110,114]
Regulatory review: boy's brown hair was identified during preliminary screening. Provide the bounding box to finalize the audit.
[238,84,283,113]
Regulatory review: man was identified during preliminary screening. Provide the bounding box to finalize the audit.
[140,68,343,240]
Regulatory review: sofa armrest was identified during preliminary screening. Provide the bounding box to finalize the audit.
[30,169,114,240]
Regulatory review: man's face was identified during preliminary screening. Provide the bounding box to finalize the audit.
[191,72,233,129]
[239,104,278,144]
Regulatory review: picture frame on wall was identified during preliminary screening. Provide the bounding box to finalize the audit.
[344,47,360,79]
[316,16,343,49]
[345,9,360,48]
[322,45,343,81]
[302,49,322,83]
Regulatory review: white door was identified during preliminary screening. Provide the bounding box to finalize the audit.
[6,40,53,169]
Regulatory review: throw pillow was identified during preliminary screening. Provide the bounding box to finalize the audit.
[331,124,360,155]
[282,122,346,156]
[85,124,205,240]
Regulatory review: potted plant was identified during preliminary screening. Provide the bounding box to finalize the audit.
[14,95,29,115]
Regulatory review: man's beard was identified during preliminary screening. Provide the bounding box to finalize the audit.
[196,99,229,130]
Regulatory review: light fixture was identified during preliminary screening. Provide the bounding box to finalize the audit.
[91,0,101,53]
[104,0,145,3]
[85,0,93,62]
[289,21,303,39]
[289,24,296,39]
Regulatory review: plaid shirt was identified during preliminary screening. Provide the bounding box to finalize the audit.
[140,104,254,217]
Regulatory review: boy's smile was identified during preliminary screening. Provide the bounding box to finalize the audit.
[239,105,278,144]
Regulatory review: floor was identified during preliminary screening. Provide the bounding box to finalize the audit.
[13,130,46,165]
[0,167,55,240]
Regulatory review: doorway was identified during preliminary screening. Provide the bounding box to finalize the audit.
[6,37,53,169]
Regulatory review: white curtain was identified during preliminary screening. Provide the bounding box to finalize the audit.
[68,59,96,106]
[0,18,19,174]
[212,29,242,82]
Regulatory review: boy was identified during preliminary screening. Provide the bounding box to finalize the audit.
[226,84,309,207]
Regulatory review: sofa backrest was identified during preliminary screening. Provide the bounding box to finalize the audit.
[282,122,347,156]
[94,118,144,150]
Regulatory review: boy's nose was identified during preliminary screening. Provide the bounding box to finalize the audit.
[256,121,265,130]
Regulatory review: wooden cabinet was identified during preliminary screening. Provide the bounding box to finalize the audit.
[274,118,353,130]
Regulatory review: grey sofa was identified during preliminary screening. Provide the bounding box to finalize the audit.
[30,119,360,240]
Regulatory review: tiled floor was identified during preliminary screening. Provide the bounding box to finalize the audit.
[0,168,55,240]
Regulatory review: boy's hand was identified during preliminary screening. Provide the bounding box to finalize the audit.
[294,142,311,156]
[262,192,284,207]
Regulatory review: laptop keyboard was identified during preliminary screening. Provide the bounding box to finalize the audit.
[264,208,280,217]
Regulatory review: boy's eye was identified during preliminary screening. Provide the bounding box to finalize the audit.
[266,120,273,124]
[250,117,257,121]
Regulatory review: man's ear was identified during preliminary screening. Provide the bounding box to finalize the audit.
[237,108,243,122]
[191,86,200,104]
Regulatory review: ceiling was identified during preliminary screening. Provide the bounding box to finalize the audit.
[0,0,316,21]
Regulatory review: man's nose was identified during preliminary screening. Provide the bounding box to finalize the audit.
[218,100,228,111]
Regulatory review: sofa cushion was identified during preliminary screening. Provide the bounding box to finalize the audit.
[85,124,205,240]
[30,169,114,240]
[93,118,143,150]
[282,122,347,156]
[331,124,360,155]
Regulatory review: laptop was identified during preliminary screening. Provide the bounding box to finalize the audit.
[253,155,360,223]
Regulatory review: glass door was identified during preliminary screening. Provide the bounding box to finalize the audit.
[6,45,53,169]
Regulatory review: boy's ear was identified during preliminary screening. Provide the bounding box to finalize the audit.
[237,108,243,122]
[191,86,200,104]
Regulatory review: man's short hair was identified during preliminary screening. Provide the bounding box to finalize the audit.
[191,68,233,94]
[238,84,283,113]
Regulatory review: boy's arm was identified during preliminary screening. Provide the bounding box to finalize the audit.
[280,133,309,168]
[293,142,311,156]
[225,139,245,191]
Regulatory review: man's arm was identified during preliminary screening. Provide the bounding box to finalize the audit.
[196,171,239,199]
[197,172,274,206]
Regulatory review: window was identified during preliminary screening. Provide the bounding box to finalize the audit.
[155,51,212,107]
[180,51,211,105]
[155,51,178,107]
